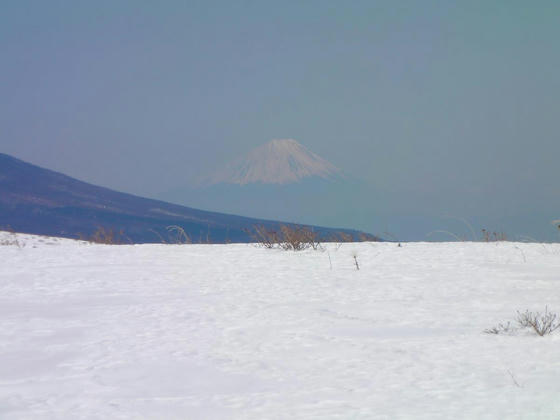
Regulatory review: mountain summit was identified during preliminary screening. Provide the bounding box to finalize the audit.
[204,139,342,186]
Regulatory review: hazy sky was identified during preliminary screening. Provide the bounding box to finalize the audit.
[2,1,559,240]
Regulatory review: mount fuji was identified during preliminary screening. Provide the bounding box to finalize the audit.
[200,139,343,186]
[159,139,367,231]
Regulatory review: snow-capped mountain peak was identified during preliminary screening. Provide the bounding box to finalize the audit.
[204,139,342,185]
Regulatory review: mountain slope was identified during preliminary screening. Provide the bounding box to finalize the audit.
[202,139,342,186]
[0,153,373,243]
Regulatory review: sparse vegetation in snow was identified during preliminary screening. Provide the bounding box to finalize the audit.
[485,307,560,336]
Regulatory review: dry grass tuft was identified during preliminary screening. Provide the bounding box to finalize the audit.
[80,227,130,244]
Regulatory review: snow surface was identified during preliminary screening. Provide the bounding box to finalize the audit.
[2,231,560,419]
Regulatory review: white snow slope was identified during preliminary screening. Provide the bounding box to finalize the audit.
[2,231,560,419]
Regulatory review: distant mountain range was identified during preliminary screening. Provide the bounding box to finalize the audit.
[0,152,376,243]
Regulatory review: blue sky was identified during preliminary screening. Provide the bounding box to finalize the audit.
[2,1,559,240]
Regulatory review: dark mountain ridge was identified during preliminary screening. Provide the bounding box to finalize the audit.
[0,153,377,243]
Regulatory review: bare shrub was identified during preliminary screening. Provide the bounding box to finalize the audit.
[249,226,377,250]
[245,225,279,249]
[328,231,378,243]
[166,225,192,244]
[481,229,507,242]
[246,224,322,251]
[87,227,129,244]
[426,218,510,243]
[486,308,560,336]
[484,322,514,335]
[516,307,560,336]
[279,225,321,251]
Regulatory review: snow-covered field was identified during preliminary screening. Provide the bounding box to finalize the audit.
[1,231,560,419]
